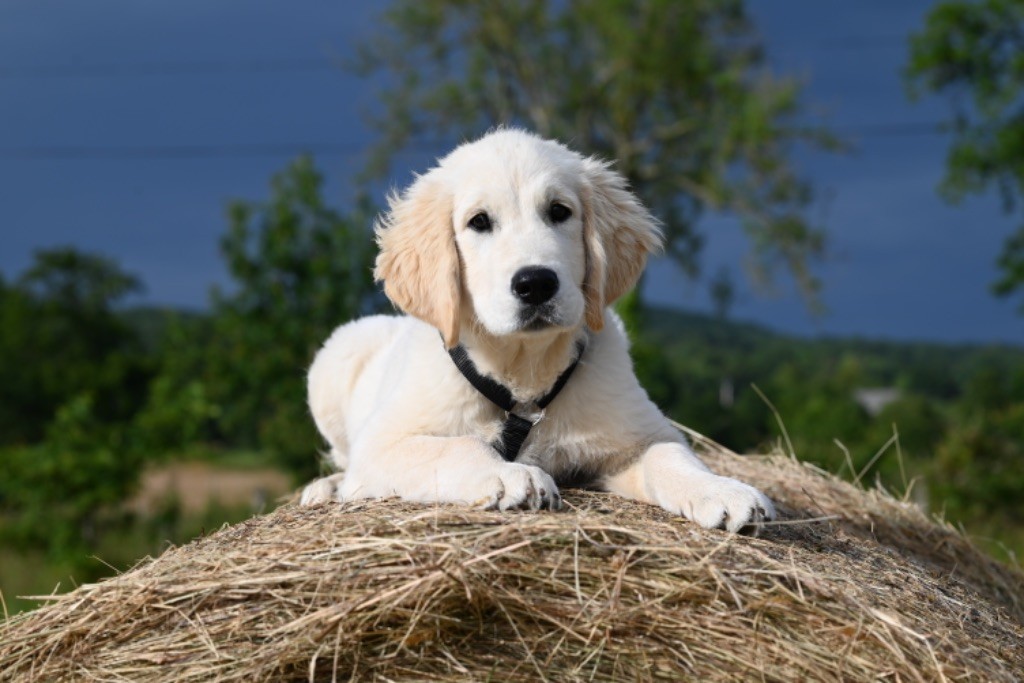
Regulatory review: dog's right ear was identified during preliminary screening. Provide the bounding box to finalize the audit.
[374,175,461,348]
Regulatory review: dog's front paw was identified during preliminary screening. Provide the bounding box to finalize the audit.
[672,475,775,533]
[473,463,562,512]
[299,473,345,505]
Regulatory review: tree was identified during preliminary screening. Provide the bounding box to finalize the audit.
[0,250,151,563]
[933,402,1024,527]
[357,0,835,318]
[137,156,381,475]
[18,248,142,311]
[0,248,148,444]
[0,394,143,561]
[906,0,1024,313]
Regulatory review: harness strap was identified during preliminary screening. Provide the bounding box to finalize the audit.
[448,339,586,461]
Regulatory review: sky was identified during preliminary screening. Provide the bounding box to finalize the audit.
[0,0,1021,345]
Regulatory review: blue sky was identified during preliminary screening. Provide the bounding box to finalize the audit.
[1,0,1021,344]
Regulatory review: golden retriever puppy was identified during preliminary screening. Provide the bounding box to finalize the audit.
[300,129,774,532]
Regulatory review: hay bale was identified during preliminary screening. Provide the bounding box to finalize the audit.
[2,441,1022,682]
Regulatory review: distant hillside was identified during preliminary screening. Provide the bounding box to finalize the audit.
[639,306,1024,401]
[642,305,1024,356]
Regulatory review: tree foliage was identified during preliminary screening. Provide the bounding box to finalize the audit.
[358,0,834,308]
[906,0,1024,312]
[0,248,148,445]
[135,156,381,476]
[0,249,150,562]
[19,248,142,311]
[0,395,142,560]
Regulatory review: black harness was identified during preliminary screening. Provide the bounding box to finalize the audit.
[448,339,586,461]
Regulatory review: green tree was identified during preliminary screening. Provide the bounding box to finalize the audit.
[0,250,152,565]
[0,395,142,561]
[137,156,381,476]
[933,403,1024,527]
[19,248,142,311]
[861,395,947,489]
[906,0,1024,312]
[357,0,835,318]
[0,248,148,444]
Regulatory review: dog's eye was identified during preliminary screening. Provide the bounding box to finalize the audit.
[548,202,572,224]
[468,212,492,232]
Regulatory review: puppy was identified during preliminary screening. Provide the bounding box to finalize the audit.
[301,129,774,532]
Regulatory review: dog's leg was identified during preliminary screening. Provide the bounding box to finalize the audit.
[341,435,562,511]
[603,442,775,532]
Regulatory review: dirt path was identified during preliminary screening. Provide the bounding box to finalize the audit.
[127,462,293,515]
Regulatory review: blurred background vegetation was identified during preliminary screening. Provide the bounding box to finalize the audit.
[3,0,1024,615]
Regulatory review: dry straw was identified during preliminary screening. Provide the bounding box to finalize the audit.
[1,435,1022,681]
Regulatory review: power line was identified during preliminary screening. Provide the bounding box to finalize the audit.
[0,142,452,161]
[0,143,363,160]
[789,35,912,52]
[0,58,341,79]
[837,121,947,137]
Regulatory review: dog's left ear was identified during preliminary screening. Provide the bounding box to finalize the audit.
[581,157,663,331]
[374,174,462,348]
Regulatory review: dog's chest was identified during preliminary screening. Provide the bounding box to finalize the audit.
[465,400,637,486]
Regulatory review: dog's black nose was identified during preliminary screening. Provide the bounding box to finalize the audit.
[511,267,559,305]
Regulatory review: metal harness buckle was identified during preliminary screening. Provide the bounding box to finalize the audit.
[507,402,546,426]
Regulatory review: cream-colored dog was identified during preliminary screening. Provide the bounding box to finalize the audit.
[300,129,774,532]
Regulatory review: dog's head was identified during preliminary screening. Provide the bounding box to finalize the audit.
[374,129,662,348]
